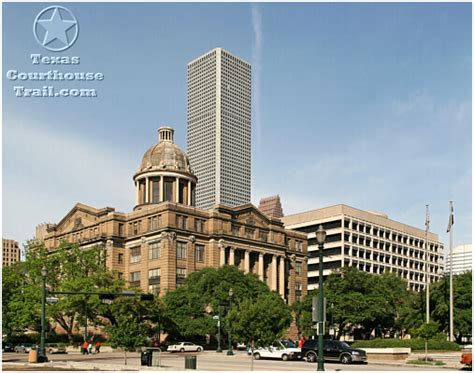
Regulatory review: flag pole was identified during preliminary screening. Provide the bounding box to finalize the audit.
[425,205,430,323]
[449,201,454,342]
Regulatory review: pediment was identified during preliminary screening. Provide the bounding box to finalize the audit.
[232,205,276,229]
[55,203,104,234]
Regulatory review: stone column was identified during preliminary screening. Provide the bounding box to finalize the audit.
[279,256,285,297]
[229,247,235,266]
[244,250,250,273]
[160,176,164,202]
[135,182,139,205]
[258,253,264,281]
[145,177,149,203]
[187,180,192,206]
[175,177,180,203]
[219,242,226,266]
[271,255,278,291]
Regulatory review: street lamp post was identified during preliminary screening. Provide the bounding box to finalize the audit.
[226,288,234,356]
[39,266,48,362]
[216,304,222,353]
[315,225,327,372]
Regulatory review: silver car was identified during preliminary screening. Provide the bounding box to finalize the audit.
[14,343,33,353]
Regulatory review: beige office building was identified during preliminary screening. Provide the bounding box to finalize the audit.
[41,127,307,304]
[446,244,472,274]
[3,238,21,266]
[187,48,252,209]
[282,205,444,291]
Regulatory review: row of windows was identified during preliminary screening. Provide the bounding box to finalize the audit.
[129,242,205,263]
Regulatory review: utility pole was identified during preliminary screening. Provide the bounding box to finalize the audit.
[424,205,430,323]
[448,201,455,342]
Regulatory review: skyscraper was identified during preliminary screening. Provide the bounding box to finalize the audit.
[187,48,251,209]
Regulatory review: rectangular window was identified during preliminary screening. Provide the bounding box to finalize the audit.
[164,178,174,201]
[176,267,187,286]
[130,246,141,263]
[176,241,187,259]
[118,224,124,236]
[152,178,160,203]
[259,230,268,242]
[195,219,204,233]
[148,284,160,295]
[295,241,303,252]
[149,216,158,231]
[196,245,205,262]
[118,253,123,264]
[130,271,141,281]
[177,215,188,230]
[117,272,123,279]
[148,242,161,260]
[245,227,255,239]
[231,224,240,236]
[148,268,161,279]
[295,262,303,275]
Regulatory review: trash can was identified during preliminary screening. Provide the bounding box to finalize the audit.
[140,350,152,366]
[184,355,197,370]
[28,350,38,363]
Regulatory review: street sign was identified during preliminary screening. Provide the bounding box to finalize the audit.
[213,315,219,320]
[46,297,59,304]
[312,296,326,322]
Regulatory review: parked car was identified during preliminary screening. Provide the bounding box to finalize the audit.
[236,342,247,351]
[167,342,203,353]
[2,343,14,352]
[46,343,67,354]
[302,339,367,364]
[14,343,33,353]
[251,340,301,361]
[461,345,472,369]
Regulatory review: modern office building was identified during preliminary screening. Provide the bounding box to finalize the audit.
[187,48,251,209]
[2,238,21,266]
[446,244,472,274]
[281,204,444,292]
[41,127,307,304]
[259,195,284,219]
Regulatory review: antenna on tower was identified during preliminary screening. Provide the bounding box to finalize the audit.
[425,204,430,232]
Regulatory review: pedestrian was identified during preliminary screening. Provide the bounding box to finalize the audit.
[298,336,304,349]
[82,340,89,355]
[95,341,101,354]
[88,340,93,354]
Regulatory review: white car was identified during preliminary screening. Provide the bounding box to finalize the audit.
[167,342,203,353]
[252,341,301,361]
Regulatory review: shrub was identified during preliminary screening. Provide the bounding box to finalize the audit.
[352,338,460,351]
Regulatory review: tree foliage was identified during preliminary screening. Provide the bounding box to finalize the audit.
[162,265,291,343]
[430,271,472,342]
[298,267,413,339]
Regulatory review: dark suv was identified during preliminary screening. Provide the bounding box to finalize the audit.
[301,339,367,364]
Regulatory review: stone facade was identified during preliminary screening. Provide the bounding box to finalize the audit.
[41,127,307,304]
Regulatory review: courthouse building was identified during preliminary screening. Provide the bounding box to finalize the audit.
[282,204,444,292]
[41,127,307,304]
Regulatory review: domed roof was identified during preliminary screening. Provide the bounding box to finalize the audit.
[135,127,194,177]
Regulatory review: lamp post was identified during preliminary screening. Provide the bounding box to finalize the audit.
[216,304,222,353]
[226,288,234,356]
[315,225,327,372]
[39,266,48,362]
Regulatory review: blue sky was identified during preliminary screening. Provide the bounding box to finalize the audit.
[3,2,471,253]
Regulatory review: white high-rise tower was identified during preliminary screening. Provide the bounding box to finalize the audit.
[187,48,251,209]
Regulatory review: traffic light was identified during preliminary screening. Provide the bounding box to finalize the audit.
[140,294,154,302]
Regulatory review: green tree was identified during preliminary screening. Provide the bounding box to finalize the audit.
[162,265,290,343]
[105,311,149,365]
[430,272,472,343]
[412,321,440,360]
[229,292,292,347]
[2,240,125,343]
[298,268,413,339]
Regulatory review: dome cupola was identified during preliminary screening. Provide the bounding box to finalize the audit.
[133,127,197,210]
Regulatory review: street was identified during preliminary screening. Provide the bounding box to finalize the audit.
[2,350,460,371]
